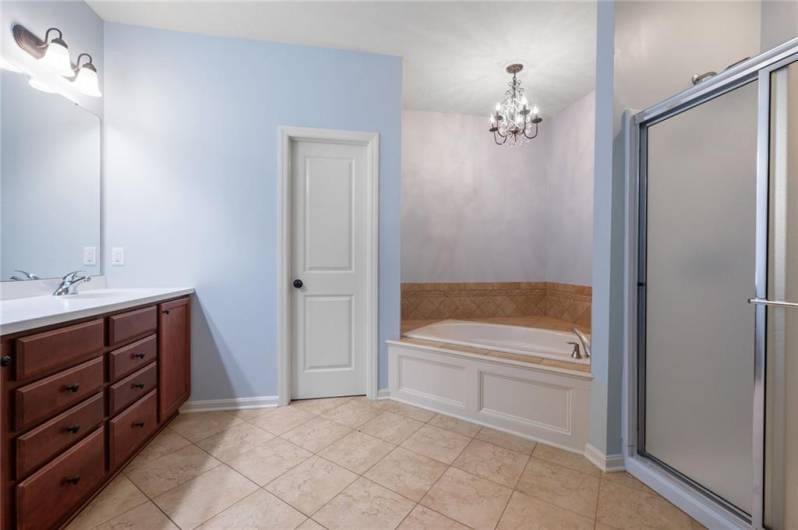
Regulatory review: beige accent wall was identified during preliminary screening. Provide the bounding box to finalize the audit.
[401,282,591,328]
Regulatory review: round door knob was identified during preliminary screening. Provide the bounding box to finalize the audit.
[293,279,304,289]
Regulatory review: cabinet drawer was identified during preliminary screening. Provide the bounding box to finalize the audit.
[110,390,157,469]
[16,392,104,479]
[109,362,157,416]
[109,334,157,381]
[16,426,106,530]
[108,306,157,346]
[15,357,104,432]
[15,319,104,381]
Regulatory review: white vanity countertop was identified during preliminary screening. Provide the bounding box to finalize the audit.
[0,287,195,336]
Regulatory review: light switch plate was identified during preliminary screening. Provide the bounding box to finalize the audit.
[83,246,97,266]
[111,247,125,266]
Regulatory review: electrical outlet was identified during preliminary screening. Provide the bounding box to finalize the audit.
[83,246,97,266]
[111,247,125,266]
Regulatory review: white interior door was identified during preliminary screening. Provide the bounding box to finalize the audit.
[291,139,367,399]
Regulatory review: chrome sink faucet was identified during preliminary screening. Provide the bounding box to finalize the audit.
[10,269,40,281]
[53,271,91,296]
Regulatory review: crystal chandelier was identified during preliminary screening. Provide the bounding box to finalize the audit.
[489,64,542,146]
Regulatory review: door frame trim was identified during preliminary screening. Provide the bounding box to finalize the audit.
[277,126,380,406]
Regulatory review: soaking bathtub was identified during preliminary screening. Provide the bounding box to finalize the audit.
[387,320,593,453]
[404,320,590,365]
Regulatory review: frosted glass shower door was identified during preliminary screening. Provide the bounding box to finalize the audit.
[765,59,798,530]
[642,81,759,515]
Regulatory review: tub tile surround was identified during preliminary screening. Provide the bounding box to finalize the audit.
[401,282,592,329]
[66,397,702,530]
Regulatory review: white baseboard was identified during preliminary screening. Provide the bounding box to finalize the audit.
[180,395,280,413]
[584,443,625,472]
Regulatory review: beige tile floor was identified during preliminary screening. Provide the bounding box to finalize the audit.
[67,397,703,530]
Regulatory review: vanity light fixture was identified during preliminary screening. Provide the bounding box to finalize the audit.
[13,25,74,77]
[71,53,102,97]
[488,64,543,146]
[13,24,103,98]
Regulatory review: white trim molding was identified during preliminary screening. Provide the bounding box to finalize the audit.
[388,339,592,453]
[277,126,380,406]
[625,457,749,529]
[180,395,280,413]
[584,443,625,472]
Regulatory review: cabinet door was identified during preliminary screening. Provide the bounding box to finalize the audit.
[158,298,190,420]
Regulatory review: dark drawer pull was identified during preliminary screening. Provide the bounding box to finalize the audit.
[132,383,146,390]
[132,352,146,359]
[64,475,81,485]
[64,383,81,393]
[65,424,81,434]
[0,355,11,367]
[132,421,145,428]
[162,309,171,315]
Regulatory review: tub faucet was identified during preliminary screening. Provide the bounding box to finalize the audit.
[53,270,91,296]
[572,328,591,359]
[567,341,583,359]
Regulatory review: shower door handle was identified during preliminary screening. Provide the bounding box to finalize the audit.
[748,298,798,308]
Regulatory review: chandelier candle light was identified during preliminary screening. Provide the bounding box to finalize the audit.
[489,64,542,145]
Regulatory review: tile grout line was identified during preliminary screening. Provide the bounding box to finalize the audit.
[515,456,602,523]
[77,480,151,530]
[593,478,602,530]
[92,401,700,530]
[123,418,192,529]
[274,405,454,530]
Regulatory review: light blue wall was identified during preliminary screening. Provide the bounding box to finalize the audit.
[588,0,622,456]
[103,22,402,401]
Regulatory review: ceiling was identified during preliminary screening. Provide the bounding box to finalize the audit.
[87,1,597,117]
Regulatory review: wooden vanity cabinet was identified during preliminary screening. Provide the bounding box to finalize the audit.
[0,295,191,530]
[158,298,191,420]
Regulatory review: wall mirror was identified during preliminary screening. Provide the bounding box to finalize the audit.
[1,70,101,282]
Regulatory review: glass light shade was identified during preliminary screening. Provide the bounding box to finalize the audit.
[28,76,56,93]
[73,64,102,97]
[39,39,73,76]
[0,56,21,72]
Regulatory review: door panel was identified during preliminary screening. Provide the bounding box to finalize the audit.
[642,81,758,514]
[304,296,354,371]
[765,59,798,530]
[305,157,354,271]
[158,298,190,420]
[292,140,367,399]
